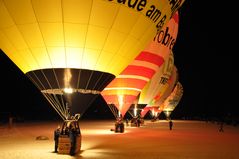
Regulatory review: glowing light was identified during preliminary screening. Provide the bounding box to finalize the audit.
[63,87,73,94]
[134,104,137,117]
[118,95,124,117]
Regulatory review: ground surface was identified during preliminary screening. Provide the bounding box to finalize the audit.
[0,120,239,159]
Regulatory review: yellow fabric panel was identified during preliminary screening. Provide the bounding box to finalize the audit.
[124,42,144,62]
[0,30,14,53]
[108,54,129,76]
[31,48,52,70]
[3,0,36,24]
[18,49,38,71]
[0,30,26,72]
[0,0,14,28]
[128,15,152,39]
[142,24,156,43]
[65,47,83,69]
[94,51,114,71]
[103,30,127,53]
[63,0,92,24]
[85,25,109,50]
[81,48,99,70]
[112,7,139,34]
[17,23,44,48]
[90,0,119,28]
[3,25,28,50]
[146,0,168,11]
[119,36,146,65]
[9,51,28,73]
[117,36,140,58]
[32,0,62,22]
[64,23,87,47]
[47,47,65,68]
[39,23,64,47]
[139,80,151,103]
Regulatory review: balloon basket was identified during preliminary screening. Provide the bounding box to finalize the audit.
[58,134,81,155]
[115,122,124,133]
[54,119,82,156]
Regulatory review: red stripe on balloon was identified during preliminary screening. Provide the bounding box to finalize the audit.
[107,78,147,89]
[172,11,179,24]
[121,65,155,79]
[135,51,164,66]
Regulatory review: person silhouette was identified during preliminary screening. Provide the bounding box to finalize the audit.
[169,120,173,130]
[54,125,61,152]
[69,127,77,156]
[219,121,224,132]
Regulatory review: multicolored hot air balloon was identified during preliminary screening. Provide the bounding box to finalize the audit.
[101,12,179,119]
[139,51,175,106]
[140,65,178,119]
[162,81,183,119]
[0,0,185,120]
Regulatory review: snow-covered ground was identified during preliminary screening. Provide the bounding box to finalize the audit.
[0,120,239,159]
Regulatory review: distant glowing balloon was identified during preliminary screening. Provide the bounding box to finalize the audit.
[140,65,178,118]
[148,65,178,107]
[0,0,184,119]
[162,82,183,119]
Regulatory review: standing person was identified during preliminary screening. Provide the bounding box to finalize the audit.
[54,125,61,152]
[125,118,129,126]
[169,120,173,130]
[219,121,224,132]
[69,127,77,156]
[136,116,141,127]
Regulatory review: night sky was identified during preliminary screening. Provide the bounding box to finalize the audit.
[0,1,238,121]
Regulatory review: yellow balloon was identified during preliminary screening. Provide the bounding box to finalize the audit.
[0,0,185,75]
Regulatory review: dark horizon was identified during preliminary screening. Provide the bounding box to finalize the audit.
[0,1,238,122]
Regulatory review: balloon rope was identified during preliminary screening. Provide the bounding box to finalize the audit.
[92,72,104,90]
[85,70,94,90]
[127,110,134,118]
[76,69,82,90]
[42,93,66,120]
[27,72,66,119]
[97,73,113,91]
[108,104,118,119]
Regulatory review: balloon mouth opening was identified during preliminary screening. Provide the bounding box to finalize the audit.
[41,88,101,95]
